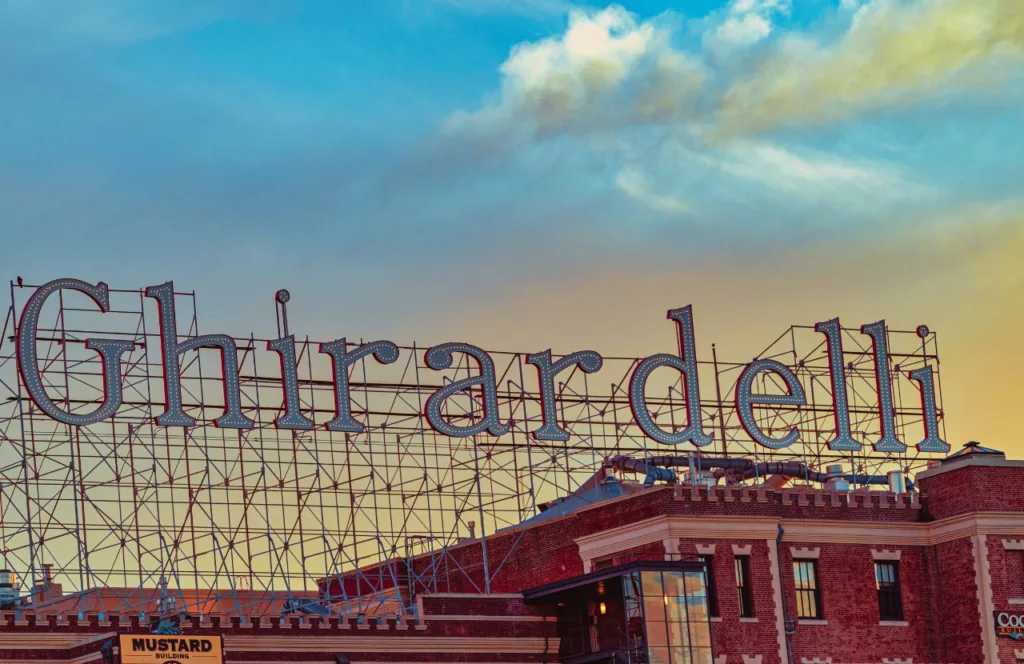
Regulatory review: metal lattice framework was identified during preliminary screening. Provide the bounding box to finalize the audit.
[0,280,946,619]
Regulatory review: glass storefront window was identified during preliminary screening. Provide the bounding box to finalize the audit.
[638,570,713,664]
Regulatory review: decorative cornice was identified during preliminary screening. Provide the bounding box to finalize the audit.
[872,549,902,561]
[222,635,558,654]
[916,456,1024,480]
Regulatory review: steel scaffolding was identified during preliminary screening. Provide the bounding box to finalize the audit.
[0,280,946,619]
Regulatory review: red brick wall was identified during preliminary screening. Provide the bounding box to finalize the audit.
[984,536,1024,664]
[931,537,984,664]
[918,464,1024,520]
[779,543,939,664]
[679,538,783,664]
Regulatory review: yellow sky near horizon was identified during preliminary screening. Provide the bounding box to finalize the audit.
[415,208,1024,458]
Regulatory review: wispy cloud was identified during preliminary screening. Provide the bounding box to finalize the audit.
[615,167,690,214]
[442,3,950,224]
[0,0,232,47]
[718,0,1024,134]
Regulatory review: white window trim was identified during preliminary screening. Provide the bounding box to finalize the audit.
[872,549,902,561]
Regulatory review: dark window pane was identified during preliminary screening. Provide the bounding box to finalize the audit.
[698,556,719,617]
[875,562,904,621]
[736,555,754,618]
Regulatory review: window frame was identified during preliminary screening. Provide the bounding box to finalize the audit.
[698,555,719,617]
[734,555,754,618]
[792,559,823,620]
[875,561,904,622]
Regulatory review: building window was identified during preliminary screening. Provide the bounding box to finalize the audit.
[735,555,754,618]
[640,570,713,664]
[793,560,822,619]
[875,562,904,621]
[698,555,719,617]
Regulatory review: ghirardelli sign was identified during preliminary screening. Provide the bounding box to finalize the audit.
[16,277,948,453]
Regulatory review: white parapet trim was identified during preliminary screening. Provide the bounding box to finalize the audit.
[872,548,902,561]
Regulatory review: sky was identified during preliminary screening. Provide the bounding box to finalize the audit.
[0,0,1022,453]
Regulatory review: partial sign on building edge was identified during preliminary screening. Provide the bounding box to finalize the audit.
[118,634,223,664]
[994,610,1024,640]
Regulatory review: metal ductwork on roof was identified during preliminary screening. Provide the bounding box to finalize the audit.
[604,455,915,492]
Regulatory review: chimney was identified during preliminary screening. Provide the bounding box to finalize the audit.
[32,564,62,605]
[467,521,476,540]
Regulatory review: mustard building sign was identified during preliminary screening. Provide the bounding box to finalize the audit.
[118,635,223,664]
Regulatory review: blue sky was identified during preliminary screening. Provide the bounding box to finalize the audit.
[0,0,1022,445]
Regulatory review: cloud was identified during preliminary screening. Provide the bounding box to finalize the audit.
[702,140,921,200]
[443,6,705,138]
[615,167,690,214]
[442,4,942,223]
[0,0,232,47]
[710,0,792,49]
[718,0,1024,135]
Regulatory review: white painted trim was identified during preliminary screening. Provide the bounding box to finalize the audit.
[740,617,759,623]
[879,620,910,627]
[575,512,1024,558]
[766,537,788,664]
[1004,539,1024,551]
[742,656,764,664]
[872,549,902,561]
[425,615,554,622]
[665,537,681,561]
[710,616,723,623]
[1009,598,1024,605]
[222,635,558,654]
[696,543,716,555]
[790,546,820,559]
[973,534,1000,663]
[733,544,753,555]
[916,457,1024,479]
[419,598,524,602]
[798,619,829,626]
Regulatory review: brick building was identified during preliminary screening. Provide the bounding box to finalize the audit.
[3,443,1023,664]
